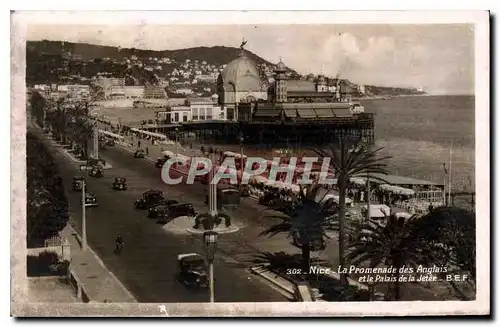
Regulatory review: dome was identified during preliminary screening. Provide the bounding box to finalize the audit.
[317,75,327,84]
[275,60,287,72]
[220,52,262,92]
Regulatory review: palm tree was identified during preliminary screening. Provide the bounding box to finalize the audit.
[313,138,391,284]
[410,206,476,300]
[259,183,336,277]
[346,214,421,300]
[65,100,96,158]
[193,212,232,230]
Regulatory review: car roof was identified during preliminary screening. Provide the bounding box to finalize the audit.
[177,253,204,261]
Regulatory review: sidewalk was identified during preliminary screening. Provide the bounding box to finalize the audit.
[62,224,137,303]
[117,133,201,163]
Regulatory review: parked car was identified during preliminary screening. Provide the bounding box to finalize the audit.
[156,203,196,224]
[88,165,104,178]
[112,177,127,190]
[177,253,208,289]
[81,192,99,207]
[155,156,168,168]
[135,190,164,210]
[205,184,241,209]
[72,176,85,191]
[147,200,179,219]
[134,149,145,158]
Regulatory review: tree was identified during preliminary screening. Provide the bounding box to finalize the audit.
[66,100,96,158]
[193,212,232,230]
[259,183,335,277]
[44,98,96,158]
[27,132,69,247]
[346,214,421,300]
[347,207,476,300]
[29,91,47,127]
[411,207,476,300]
[313,138,391,284]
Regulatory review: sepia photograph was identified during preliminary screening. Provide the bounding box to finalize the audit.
[10,10,489,317]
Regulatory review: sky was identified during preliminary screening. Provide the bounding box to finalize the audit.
[27,24,475,94]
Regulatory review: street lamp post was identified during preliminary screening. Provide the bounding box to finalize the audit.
[81,181,88,250]
[203,230,218,303]
[93,127,99,159]
[239,134,244,180]
[366,173,371,223]
[174,127,179,158]
[208,149,218,216]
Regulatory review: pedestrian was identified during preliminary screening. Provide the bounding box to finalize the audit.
[138,140,141,148]
[146,147,149,155]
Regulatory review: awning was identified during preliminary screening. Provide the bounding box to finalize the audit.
[254,110,280,117]
[361,204,391,218]
[313,108,335,118]
[297,109,317,118]
[284,109,297,118]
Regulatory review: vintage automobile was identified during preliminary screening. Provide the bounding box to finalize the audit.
[156,203,197,224]
[134,149,145,158]
[112,177,127,190]
[147,200,179,219]
[72,176,85,191]
[177,253,208,289]
[106,139,116,146]
[204,184,240,210]
[81,192,99,207]
[135,190,165,210]
[155,156,168,168]
[88,165,104,178]
[258,191,280,206]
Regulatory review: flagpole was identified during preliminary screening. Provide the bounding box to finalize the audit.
[447,141,453,205]
[443,165,447,206]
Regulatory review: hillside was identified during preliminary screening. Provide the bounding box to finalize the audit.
[27,40,281,66]
[26,40,425,96]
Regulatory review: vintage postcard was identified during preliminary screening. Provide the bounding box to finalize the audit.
[11,11,489,317]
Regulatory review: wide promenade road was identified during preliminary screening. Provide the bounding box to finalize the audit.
[43,137,289,303]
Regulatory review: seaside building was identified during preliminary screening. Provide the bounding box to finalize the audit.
[216,51,268,120]
[142,43,375,147]
[159,97,225,124]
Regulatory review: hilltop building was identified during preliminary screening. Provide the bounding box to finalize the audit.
[144,85,167,99]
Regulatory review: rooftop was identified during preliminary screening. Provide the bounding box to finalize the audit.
[367,173,438,186]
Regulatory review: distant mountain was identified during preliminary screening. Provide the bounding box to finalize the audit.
[26,40,301,85]
[29,40,282,66]
[25,40,424,96]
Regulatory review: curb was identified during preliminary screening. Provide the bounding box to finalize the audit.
[51,141,113,169]
[250,266,295,298]
[186,226,240,235]
[66,224,138,303]
[58,148,86,164]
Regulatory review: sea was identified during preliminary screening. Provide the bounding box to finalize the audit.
[363,95,475,191]
[97,95,476,191]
